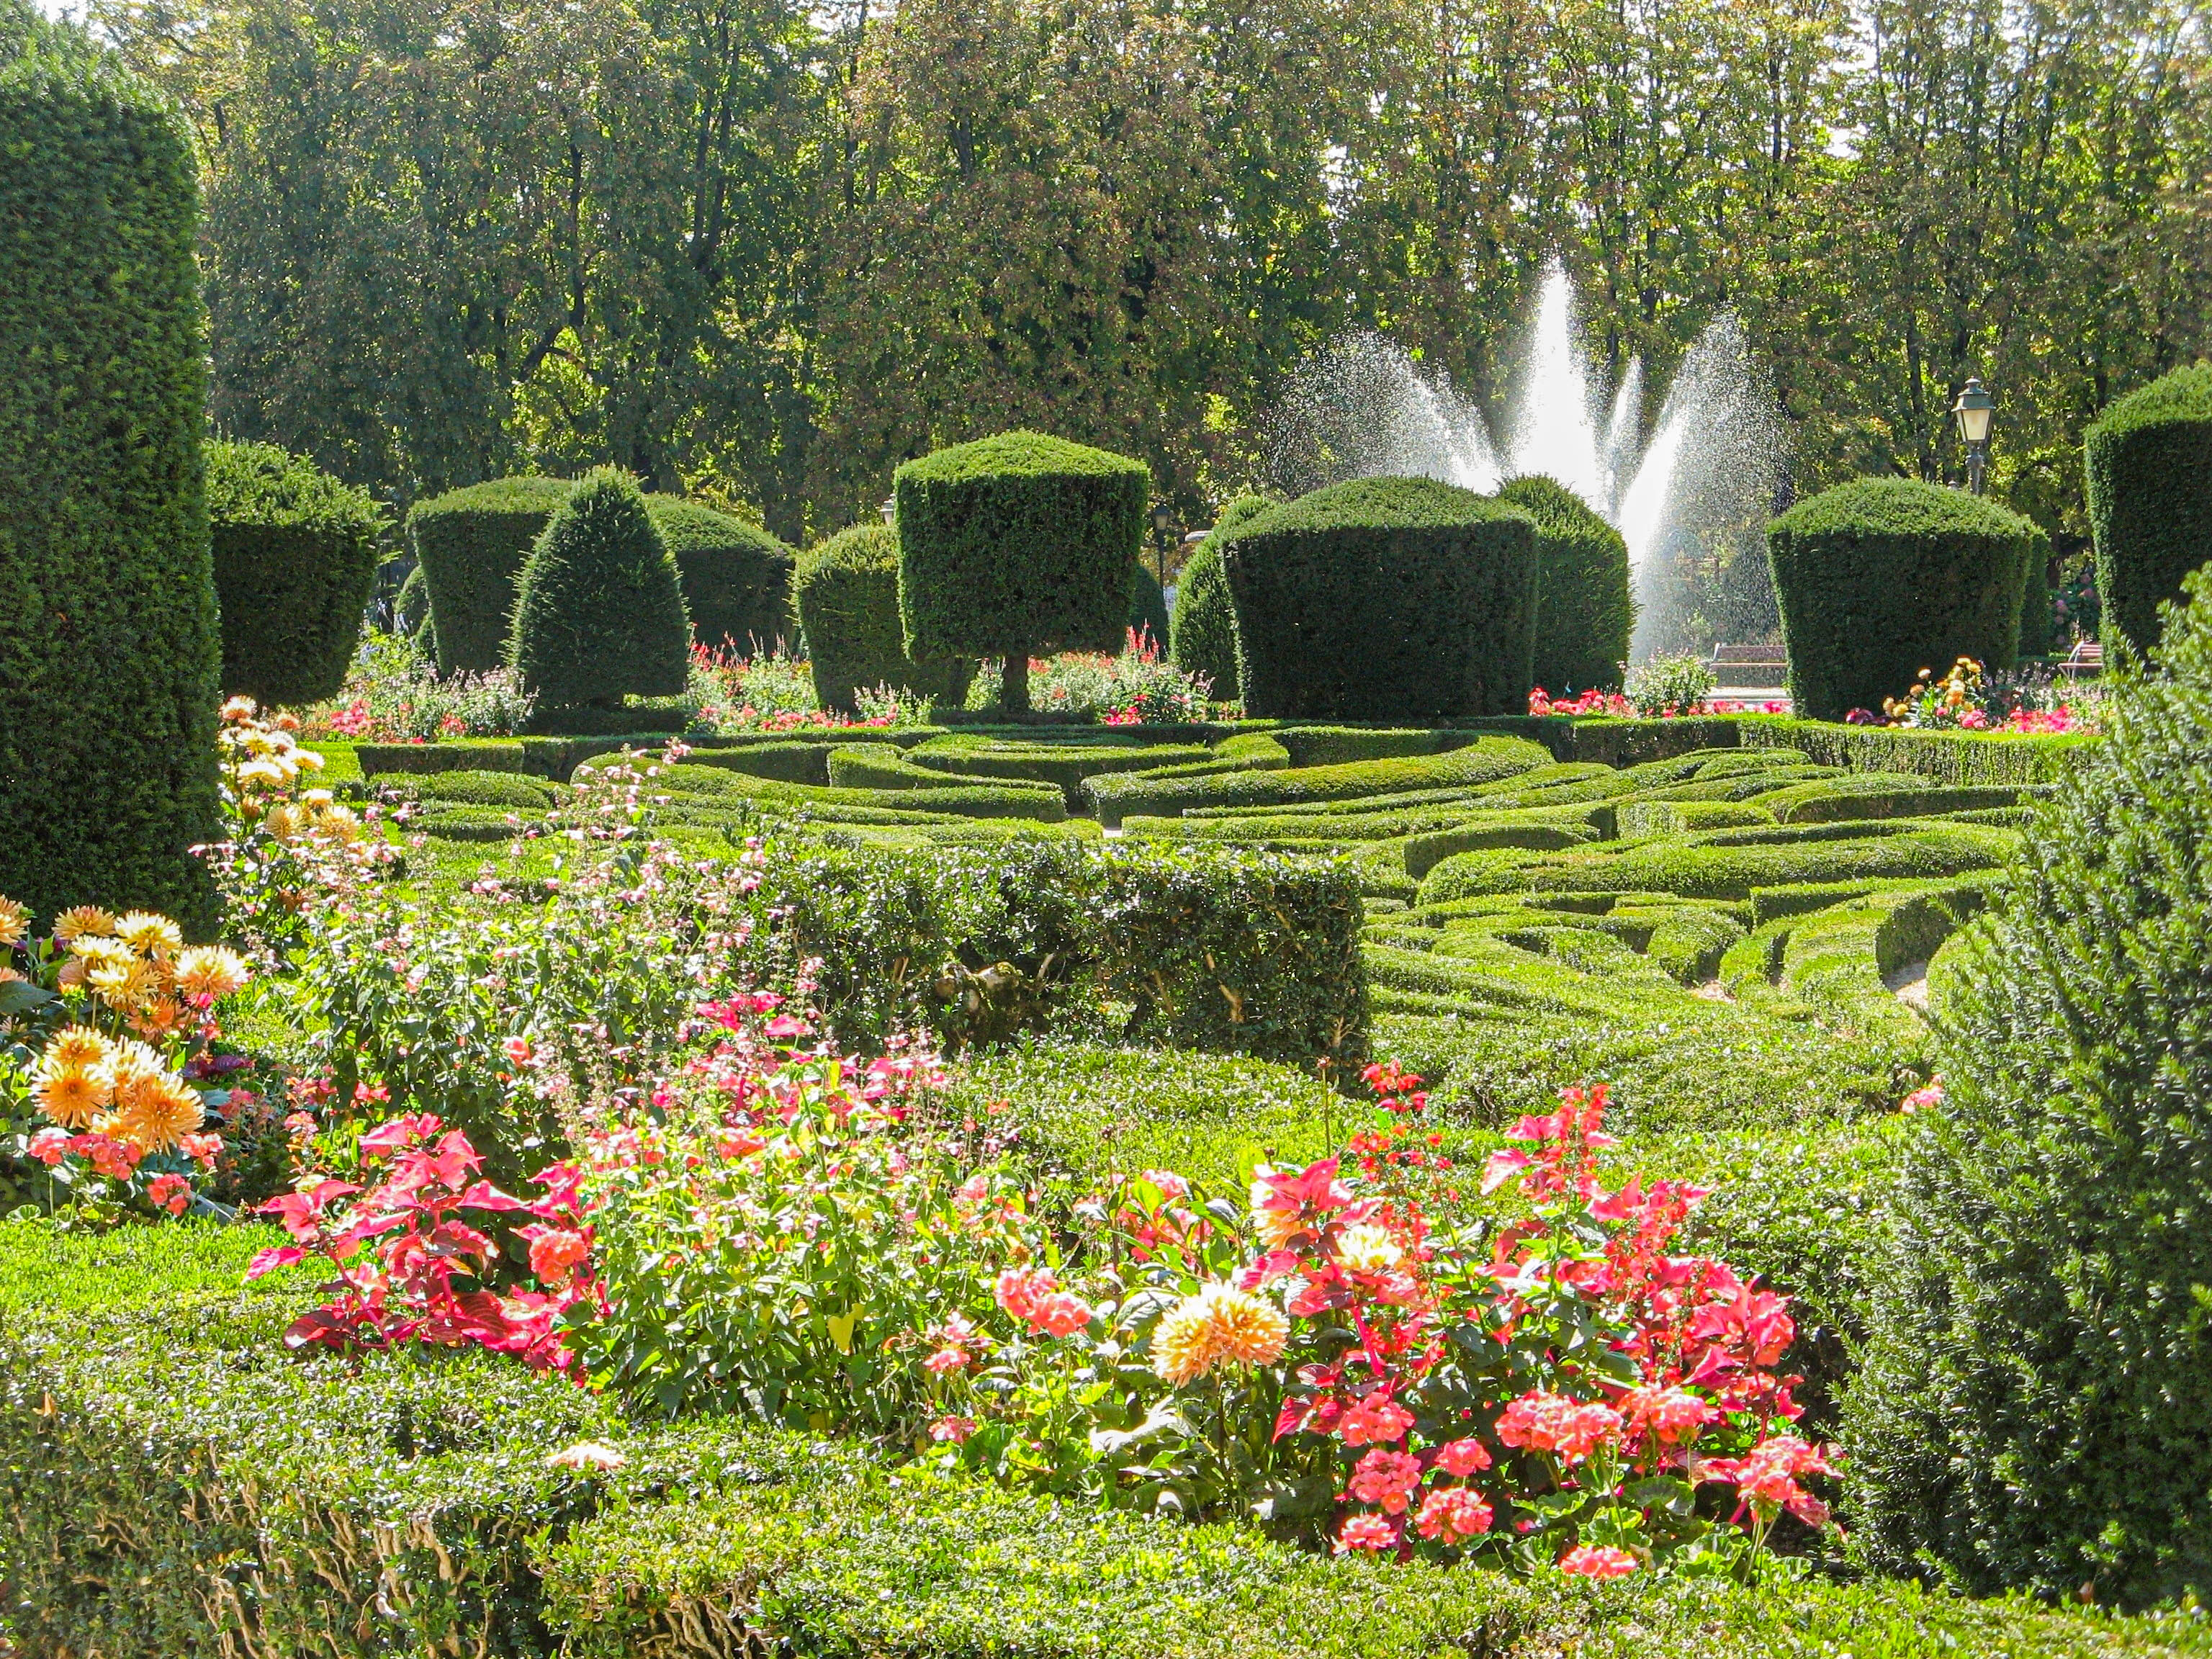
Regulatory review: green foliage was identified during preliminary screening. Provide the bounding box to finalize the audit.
[792,524,974,713]
[204,438,387,704]
[1170,495,1270,696]
[1845,564,2212,1606]
[895,431,1150,714]
[408,475,576,674]
[2085,364,2212,652]
[0,29,222,930]
[1128,562,1170,653]
[508,469,691,709]
[371,768,555,810]
[395,562,428,633]
[1766,478,2041,720]
[354,738,528,775]
[1736,714,2093,783]
[1086,734,1552,823]
[1498,475,1634,694]
[647,496,796,652]
[1223,477,1538,719]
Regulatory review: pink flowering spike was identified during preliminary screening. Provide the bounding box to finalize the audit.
[1502,1113,1561,1143]
[245,1245,308,1280]
[1480,1148,1533,1195]
[1588,1175,1645,1221]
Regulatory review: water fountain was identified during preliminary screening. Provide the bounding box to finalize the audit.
[1264,262,1788,660]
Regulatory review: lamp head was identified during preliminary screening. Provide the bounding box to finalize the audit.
[1953,378,1994,445]
[1151,502,1174,537]
[879,495,896,527]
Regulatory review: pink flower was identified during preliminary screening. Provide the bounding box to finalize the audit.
[1495,1392,1622,1463]
[1705,1434,1835,1527]
[923,1346,969,1375]
[80,1134,142,1180]
[523,1225,591,1286]
[1560,1545,1638,1578]
[1347,1447,1425,1514]
[1619,1385,1713,1447]
[1334,1513,1399,1555]
[1431,1437,1492,1475]
[503,1035,534,1064]
[994,1267,1057,1323]
[929,1416,976,1444]
[1337,1392,1416,1448]
[1416,1485,1493,1544]
[145,1172,192,1216]
[1029,1290,1094,1339]
[179,1131,224,1170]
[27,1127,69,1166]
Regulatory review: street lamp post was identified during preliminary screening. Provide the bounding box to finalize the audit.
[1150,502,1174,590]
[1952,377,1994,496]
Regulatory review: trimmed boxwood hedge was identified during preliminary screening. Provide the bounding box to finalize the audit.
[408,475,575,674]
[1084,734,1551,823]
[793,524,975,713]
[2085,364,2212,652]
[1735,714,2094,784]
[647,496,795,653]
[1497,474,1634,695]
[1170,493,1270,697]
[204,439,387,705]
[508,469,691,709]
[1222,477,1538,720]
[895,430,1149,716]
[1766,478,2041,720]
[0,22,222,930]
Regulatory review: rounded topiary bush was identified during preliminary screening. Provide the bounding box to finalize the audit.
[1220,476,1538,720]
[644,498,794,655]
[1496,474,1632,694]
[507,469,690,709]
[793,525,974,714]
[2086,364,2212,654]
[1170,494,1269,699]
[409,475,575,675]
[1766,477,2039,721]
[395,563,429,634]
[894,430,1148,716]
[1843,562,2212,1606]
[204,439,387,705]
[0,18,222,929]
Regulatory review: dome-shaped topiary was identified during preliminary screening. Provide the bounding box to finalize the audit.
[1844,562,2212,1606]
[1766,477,2040,721]
[506,469,690,709]
[792,524,974,713]
[1170,495,1269,698]
[408,475,577,675]
[644,498,795,654]
[205,439,387,705]
[2086,364,2212,654]
[1496,475,1633,694]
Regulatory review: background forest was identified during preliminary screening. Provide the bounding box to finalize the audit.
[92,0,2212,554]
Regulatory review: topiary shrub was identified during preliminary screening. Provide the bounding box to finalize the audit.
[407,475,574,675]
[204,439,386,705]
[1843,562,2212,1607]
[1496,474,1633,694]
[394,563,428,634]
[1128,562,1170,655]
[895,430,1148,716]
[0,19,222,929]
[2085,364,2212,653]
[2015,522,2051,660]
[1766,477,2039,721]
[1221,476,1538,720]
[1171,494,1269,698]
[506,469,690,710]
[644,497,794,654]
[793,525,974,713]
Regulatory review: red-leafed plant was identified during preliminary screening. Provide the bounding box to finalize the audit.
[248,1113,591,1371]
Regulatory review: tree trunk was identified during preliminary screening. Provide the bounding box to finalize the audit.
[1000,653,1030,719]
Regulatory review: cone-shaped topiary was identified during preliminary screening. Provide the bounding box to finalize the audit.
[410,475,577,675]
[1766,477,2039,720]
[1170,495,1269,698]
[506,469,690,709]
[1128,563,1170,657]
[395,563,429,634]
[1844,562,2212,1606]
[205,439,387,705]
[0,16,221,930]
[895,430,1148,716]
[2086,364,2212,654]
[647,498,795,654]
[793,524,974,714]
[1221,477,1538,719]
[1496,475,1633,694]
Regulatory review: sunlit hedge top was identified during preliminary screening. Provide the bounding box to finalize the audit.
[2085,364,2212,652]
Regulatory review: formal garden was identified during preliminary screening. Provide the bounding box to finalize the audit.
[7,1,2212,1655]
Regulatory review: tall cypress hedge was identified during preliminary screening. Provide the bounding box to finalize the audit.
[2085,364,2212,653]
[408,475,575,675]
[895,431,1148,716]
[204,439,387,704]
[0,18,221,929]
[1170,494,1269,698]
[1844,562,2212,1607]
[506,469,690,709]
[1766,477,2038,721]
[1220,477,1538,720]
[793,525,974,713]
[1496,474,1634,694]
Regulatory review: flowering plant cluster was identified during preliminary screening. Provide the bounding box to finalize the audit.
[687,642,887,733]
[305,634,536,741]
[1528,687,1634,719]
[248,1112,588,1369]
[0,896,251,1221]
[1624,653,1719,718]
[1845,657,2101,735]
[1030,630,1211,724]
